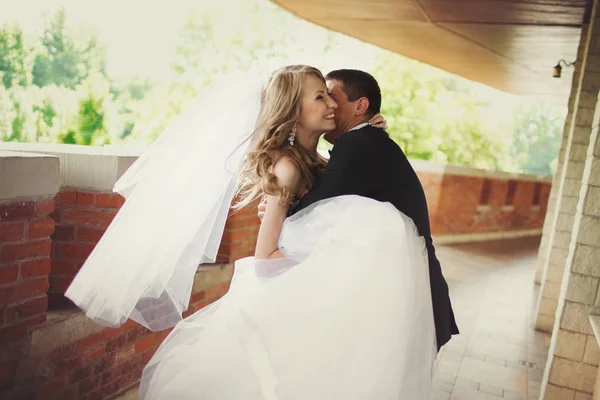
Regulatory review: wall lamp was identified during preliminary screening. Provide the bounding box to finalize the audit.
[553,59,576,78]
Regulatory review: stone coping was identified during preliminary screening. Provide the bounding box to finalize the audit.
[408,159,553,183]
[433,229,542,245]
[0,142,140,192]
[1,143,551,194]
[30,308,105,357]
[30,263,233,356]
[0,150,60,200]
[0,142,145,157]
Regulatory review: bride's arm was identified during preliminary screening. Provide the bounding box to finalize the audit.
[254,157,301,259]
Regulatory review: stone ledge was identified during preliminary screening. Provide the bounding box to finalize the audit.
[30,263,233,356]
[476,204,493,213]
[1,143,553,192]
[0,143,141,192]
[30,308,105,357]
[194,263,234,291]
[409,158,553,183]
[0,150,60,200]
[434,229,543,245]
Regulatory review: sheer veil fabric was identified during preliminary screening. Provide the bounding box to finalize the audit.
[65,75,266,331]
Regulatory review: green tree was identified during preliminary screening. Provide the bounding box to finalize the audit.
[0,0,564,177]
[1,84,79,143]
[372,53,513,171]
[0,24,34,88]
[0,85,17,140]
[33,84,78,143]
[0,10,124,146]
[128,0,343,143]
[60,72,120,145]
[32,8,107,89]
[172,0,342,91]
[110,75,154,101]
[4,86,38,142]
[510,102,566,176]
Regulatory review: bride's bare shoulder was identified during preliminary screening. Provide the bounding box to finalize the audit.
[271,156,301,190]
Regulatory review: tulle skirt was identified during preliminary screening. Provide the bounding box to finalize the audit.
[139,196,436,399]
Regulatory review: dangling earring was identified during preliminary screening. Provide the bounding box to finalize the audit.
[288,125,296,146]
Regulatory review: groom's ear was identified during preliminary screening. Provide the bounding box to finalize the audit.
[354,97,370,116]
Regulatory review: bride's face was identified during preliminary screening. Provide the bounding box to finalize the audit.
[296,74,337,138]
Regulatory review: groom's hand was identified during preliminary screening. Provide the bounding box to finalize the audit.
[257,196,267,221]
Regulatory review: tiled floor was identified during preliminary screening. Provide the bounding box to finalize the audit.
[433,237,549,400]
[116,237,549,400]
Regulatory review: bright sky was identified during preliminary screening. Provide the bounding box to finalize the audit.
[0,0,528,112]
[1,0,218,79]
[0,0,383,81]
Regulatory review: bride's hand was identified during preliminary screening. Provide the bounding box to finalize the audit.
[368,113,388,130]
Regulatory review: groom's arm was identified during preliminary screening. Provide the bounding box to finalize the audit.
[291,135,375,214]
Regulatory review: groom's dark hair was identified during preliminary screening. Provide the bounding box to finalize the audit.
[325,69,381,118]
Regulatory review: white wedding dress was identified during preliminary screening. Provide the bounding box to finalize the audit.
[139,195,436,400]
[62,74,436,399]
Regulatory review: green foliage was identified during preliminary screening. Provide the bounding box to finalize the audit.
[0,2,566,177]
[373,53,516,171]
[510,102,566,176]
[32,8,107,89]
[0,85,16,138]
[69,72,120,145]
[172,0,303,86]
[110,76,154,101]
[0,24,33,88]
[0,9,126,145]
[130,0,343,142]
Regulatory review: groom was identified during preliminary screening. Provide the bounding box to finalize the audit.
[273,69,459,351]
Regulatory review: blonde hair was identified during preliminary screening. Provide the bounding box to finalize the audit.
[234,65,328,210]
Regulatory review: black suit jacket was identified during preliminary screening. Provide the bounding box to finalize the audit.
[290,125,459,351]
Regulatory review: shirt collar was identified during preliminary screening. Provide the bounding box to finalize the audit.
[348,122,370,132]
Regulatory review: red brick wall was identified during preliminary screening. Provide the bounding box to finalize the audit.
[418,172,551,236]
[49,190,122,309]
[4,280,231,400]
[49,189,259,308]
[217,199,261,263]
[47,175,549,309]
[0,197,55,392]
[0,188,249,399]
[0,172,550,399]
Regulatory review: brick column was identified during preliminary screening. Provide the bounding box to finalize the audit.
[535,7,600,332]
[539,82,600,400]
[0,151,59,393]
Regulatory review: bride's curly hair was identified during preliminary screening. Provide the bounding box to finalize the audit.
[233,65,328,211]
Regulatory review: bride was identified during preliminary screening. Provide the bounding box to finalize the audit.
[65,65,436,399]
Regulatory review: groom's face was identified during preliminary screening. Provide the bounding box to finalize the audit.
[324,79,354,144]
